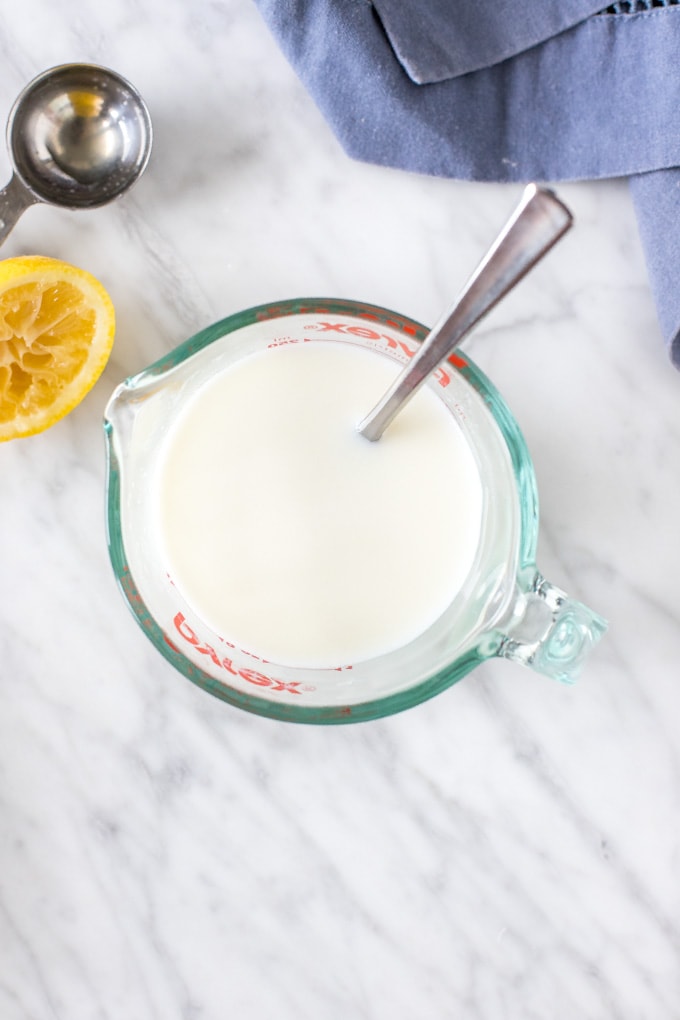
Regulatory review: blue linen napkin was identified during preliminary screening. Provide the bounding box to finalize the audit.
[253,0,680,368]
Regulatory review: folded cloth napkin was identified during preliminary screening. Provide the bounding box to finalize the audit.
[254,0,680,367]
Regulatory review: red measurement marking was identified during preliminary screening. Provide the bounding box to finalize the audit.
[448,352,467,369]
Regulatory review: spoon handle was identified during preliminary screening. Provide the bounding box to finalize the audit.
[358,183,573,442]
[0,174,37,247]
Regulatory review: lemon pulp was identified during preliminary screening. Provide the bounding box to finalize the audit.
[0,256,115,441]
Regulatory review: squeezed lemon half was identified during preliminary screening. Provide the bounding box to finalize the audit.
[0,255,115,441]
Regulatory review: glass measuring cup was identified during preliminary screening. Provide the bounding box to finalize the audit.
[103,298,606,724]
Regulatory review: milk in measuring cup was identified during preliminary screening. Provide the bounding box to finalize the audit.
[154,341,483,667]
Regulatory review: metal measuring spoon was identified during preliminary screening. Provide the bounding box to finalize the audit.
[358,184,573,442]
[0,63,152,245]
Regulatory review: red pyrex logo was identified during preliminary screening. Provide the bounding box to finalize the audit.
[302,321,466,383]
[167,613,315,695]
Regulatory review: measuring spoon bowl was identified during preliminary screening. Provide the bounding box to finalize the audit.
[0,63,152,244]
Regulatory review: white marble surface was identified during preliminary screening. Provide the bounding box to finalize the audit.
[1,2,679,1018]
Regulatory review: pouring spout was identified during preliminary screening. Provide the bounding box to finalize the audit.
[497,571,607,683]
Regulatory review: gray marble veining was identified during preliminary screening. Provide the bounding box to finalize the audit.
[0,2,679,1018]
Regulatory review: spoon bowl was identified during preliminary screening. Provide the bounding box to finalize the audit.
[0,63,152,243]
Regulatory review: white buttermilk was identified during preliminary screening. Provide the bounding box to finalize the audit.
[154,340,483,667]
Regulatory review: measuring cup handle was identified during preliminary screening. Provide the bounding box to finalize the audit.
[0,174,36,246]
[497,571,607,683]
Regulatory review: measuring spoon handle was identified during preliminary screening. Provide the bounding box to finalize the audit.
[0,174,37,247]
[358,184,573,442]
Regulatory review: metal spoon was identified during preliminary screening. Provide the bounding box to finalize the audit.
[0,63,152,246]
[357,184,573,441]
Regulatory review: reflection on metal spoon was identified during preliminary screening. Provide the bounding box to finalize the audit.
[357,184,573,442]
[0,62,152,245]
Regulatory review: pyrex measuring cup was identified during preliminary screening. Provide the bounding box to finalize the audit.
[103,298,606,724]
